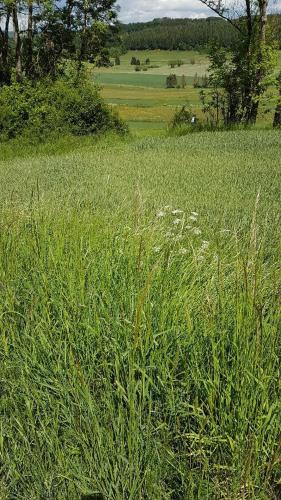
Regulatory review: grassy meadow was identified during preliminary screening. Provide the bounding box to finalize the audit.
[1,130,280,498]
[94,50,208,132]
[94,50,281,133]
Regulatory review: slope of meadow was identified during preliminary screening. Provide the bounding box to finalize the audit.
[0,131,280,498]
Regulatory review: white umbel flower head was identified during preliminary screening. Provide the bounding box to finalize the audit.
[179,248,188,255]
[201,240,209,249]
[171,209,183,215]
[157,210,165,218]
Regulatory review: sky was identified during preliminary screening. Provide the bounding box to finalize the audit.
[117,0,210,23]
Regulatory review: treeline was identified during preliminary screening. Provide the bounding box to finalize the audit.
[121,17,238,50]
[121,15,281,51]
[0,0,125,141]
[0,0,118,85]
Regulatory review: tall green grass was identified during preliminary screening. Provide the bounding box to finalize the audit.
[0,131,280,498]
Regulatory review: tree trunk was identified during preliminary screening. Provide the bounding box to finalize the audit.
[12,5,22,82]
[273,103,281,128]
[0,8,11,83]
[26,1,33,77]
[78,7,88,71]
[244,1,269,125]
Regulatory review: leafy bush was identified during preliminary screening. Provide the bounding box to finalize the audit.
[171,106,193,127]
[169,59,184,68]
[0,77,126,141]
[193,73,209,88]
[169,106,203,135]
[166,74,178,88]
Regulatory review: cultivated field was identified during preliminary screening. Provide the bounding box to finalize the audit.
[95,50,209,132]
[94,50,281,133]
[1,131,280,498]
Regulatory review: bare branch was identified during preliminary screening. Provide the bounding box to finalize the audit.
[198,0,245,34]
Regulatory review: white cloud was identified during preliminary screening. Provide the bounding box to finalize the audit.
[117,0,281,23]
[117,0,210,23]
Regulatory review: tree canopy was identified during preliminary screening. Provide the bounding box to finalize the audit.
[0,0,119,84]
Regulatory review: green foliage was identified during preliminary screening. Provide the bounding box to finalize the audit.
[166,74,178,88]
[204,42,277,126]
[193,73,209,88]
[169,106,202,134]
[0,77,126,141]
[0,0,119,84]
[0,131,280,497]
[273,71,281,127]
[122,17,239,51]
[171,105,192,126]
[169,59,184,68]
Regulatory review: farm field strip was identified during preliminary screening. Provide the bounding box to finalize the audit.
[93,50,281,129]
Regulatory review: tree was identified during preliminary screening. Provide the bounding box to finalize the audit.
[273,72,281,127]
[181,75,186,88]
[198,0,276,125]
[0,0,119,85]
[0,1,11,84]
[166,74,177,88]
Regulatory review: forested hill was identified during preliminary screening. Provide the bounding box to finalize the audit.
[121,15,281,51]
[121,17,238,50]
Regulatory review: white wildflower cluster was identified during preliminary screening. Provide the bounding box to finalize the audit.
[154,207,211,260]
[156,210,165,218]
[196,239,210,263]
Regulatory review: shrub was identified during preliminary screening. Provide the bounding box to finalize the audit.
[166,74,178,88]
[135,66,141,72]
[0,78,126,141]
[169,59,184,68]
[145,58,150,64]
[115,55,121,65]
[169,106,203,135]
[193,73,209,88]
[130,56,137,65]
[171,106,193,127]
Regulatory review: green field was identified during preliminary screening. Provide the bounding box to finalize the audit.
[94,73,193,89]
[94,49,281,132]
[1,130,280,498]
[94,50,208,130]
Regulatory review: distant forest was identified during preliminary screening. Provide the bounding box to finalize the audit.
[121,16,281,51]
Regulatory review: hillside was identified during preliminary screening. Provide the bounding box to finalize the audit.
[121,15,281,51]
[121,17,237,50]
